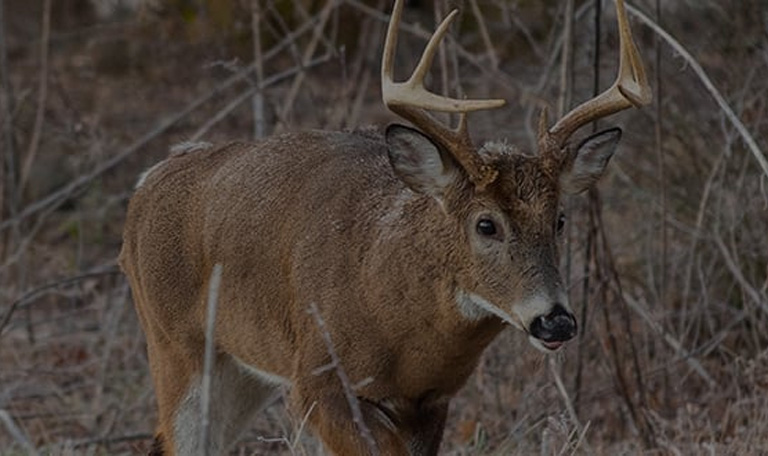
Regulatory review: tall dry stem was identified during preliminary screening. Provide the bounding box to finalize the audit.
[200,264,223,454]
[19,0,51,194]
[251,0,267,139]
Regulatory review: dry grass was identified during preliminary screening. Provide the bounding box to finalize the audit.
[1,0,767,454]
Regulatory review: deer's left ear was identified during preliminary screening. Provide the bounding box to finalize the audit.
[560,128,622,194]
[386,124,462,199]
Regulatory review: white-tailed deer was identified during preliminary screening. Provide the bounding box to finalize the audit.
[120,0,650,454]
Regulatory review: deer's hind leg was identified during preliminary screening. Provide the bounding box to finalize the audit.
[145,336,282,455]
[174,355,282,455]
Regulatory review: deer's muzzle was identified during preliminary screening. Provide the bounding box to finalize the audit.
[528,303,577,350]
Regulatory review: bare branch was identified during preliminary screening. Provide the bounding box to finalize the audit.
[200,263,223,455]
[625,2,768,178]
[0,264,120,338]
[19,0,51,193]
[713,233,768,316]
[548,357,593,455]
[0,49,332,235]
[251,0,266,139]
[275,0,338,131]
[618,289,717,388]
[307,303,379,456]
[467,0,498,70]
[542,0,652,151]
[0,0,16,237]
[0,409,39,456]
[189,54,333,142]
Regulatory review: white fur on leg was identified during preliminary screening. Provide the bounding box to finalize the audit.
[172,356,285,455]
[173,376,211,456]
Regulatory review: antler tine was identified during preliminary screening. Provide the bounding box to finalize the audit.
[540,0,651,152]
[382,0,505,190]
[381,0,403,89]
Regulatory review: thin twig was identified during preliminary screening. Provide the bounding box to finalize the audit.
[575,0,601,417]
[0,409,39,456]
[340,0,384,129]
[680,147,727,310]
[652,0,667,309]
[251,0,266,139]
[90,283,130,433]
[275,0,337,130]
[12,0,53,346]
[307,303,379,455]
[0,188,60,272]
[557,0,578,413]
[626,2,768,178]
[651,0,673,416]
[505,1,544,60]
[344,0,523,95]
[712,233,768,315]
[290,401,317,452]
[69,432,154,448]
[0,264,120,337]
[568,421,591,456]
[189,54,333,141]
[0,0,16,250]
[200,263,223,455]
[548,357,593,455]
[461,293,522,330]
[522,0,592,150]
[284,0,337,54]
[597,204,657,448]
[0,78,235,233]
[19,0,51,193]
[556,0,574,119]
[0,15,330,234]
[468,0,498,70]
[618,288,717,388]
[434,0,450,100]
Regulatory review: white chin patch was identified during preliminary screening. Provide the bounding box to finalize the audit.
[528,335,565,353]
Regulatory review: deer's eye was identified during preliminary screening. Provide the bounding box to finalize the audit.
[476,219,497,236]
[556,212,566,234]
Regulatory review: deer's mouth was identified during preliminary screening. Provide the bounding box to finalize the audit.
[528,336,566,353]
[541,340,564,351]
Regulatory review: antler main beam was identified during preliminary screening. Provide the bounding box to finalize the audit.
[382,0,505,190]
[540,0,652,152]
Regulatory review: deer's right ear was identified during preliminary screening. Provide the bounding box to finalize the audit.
[560,128,622,195]
[386,124,461,198]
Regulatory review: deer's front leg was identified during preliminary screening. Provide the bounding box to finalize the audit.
[292,383,409,456]
[403,401,449,456]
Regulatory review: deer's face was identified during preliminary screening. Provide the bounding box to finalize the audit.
[387,125,622,351]
[456,151,574,351]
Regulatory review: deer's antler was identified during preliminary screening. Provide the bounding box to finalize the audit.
[382,0,505,190]
[539,0,652,155]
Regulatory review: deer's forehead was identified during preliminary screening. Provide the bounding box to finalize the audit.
[486,155,560,213]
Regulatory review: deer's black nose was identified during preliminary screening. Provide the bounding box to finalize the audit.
[529,304,577,343]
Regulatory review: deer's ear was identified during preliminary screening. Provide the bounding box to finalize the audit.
[560,128,622,194]
[386,124,462,198]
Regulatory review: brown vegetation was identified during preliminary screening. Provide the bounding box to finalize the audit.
[1,0,766,454]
